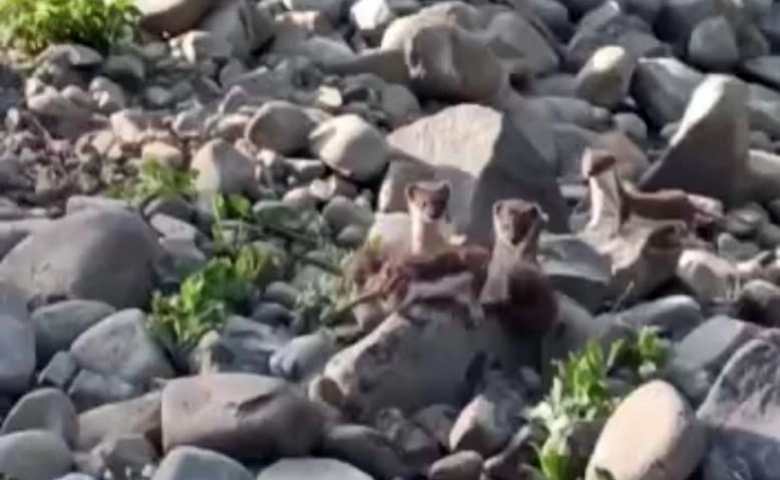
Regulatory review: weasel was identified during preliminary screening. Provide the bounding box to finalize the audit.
[582,148,722,229]
[406,180,453,256]
[479,199,559,337]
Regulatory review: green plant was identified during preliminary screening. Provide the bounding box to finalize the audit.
[0,0,141,54]
[149,245,272,348]
[621,327,668,380]
[110,157,196,207]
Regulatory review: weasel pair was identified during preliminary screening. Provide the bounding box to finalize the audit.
[340,180,558,338]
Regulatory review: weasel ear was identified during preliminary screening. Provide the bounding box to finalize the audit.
[492,200,504,218]
[405,184,417,202]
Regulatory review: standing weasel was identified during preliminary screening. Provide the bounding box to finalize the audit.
[406,180,453,256]
[480,199,558,337]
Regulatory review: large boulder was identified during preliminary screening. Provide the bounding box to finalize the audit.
[0,431,72,480]
[586,380,705,480]
[697,331,780,480]
[161,374,327,461]
[640,75,749,206]
[386,104,569,244]
[323,300,484,421]
[0,208,161,309]
[630,57,703,129]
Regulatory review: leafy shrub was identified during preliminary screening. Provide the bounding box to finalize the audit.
[109,157,196,207]
[0,0,141,54]
[530,328,668,480]
[149,245,274,349]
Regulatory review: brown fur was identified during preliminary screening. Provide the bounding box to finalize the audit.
[406,180,452,255]
[480,199,558,337]
[583,148,721,228]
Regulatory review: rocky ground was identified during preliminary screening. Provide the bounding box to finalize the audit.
[2,0,780,479]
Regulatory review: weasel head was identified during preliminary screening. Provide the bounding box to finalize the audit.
[493,199,547,249]
[582,148,618,179]
[406,180,451,223]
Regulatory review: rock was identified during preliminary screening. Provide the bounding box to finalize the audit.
[0,314,35,395]
[70,309,173,386]
[269,330,339,382]
[180,31,232,63]
[68,369,143,412]
[0,208,161,309]
[38,44,103,68]
[675,249,737,302]
[135,0,219,36]
[0,220,51,262]
[723,203,768,238]
[199,0,275,60]
[324,300,483,420]
[374,407,439,469]
[320,424,409,480]
[741,56,780,91]
[538,234,612,313]
[586,380,705,480]
[90,77,126,113]
[31,300,115,366]
[77,391,162,451]
[666,315,759,406]
[161,373,327,461]
[575,45,635,109]
[257,458,373,480]
[380,83,421,128]
[322,196,374,233]
[481,10,560,77]
[190,139,257,196]
[630,57,703,129]
[153,446,252,480]
[0,431,72,480]
[283,0,344,22]
[309,114,390,183]
[38,351,78,390]
[245,101,316,155]
[102,54,146,87]
[640,75,749,205]
[387,104,569,242]
[1,388,78,448]
[697,332,780,480]
[351,0,397,39]
[449,371,526,456]
[613,295,703,340]
[429,451,483,480]
[687,16,740,71]
[733,279,780,327]
[142,141,184,169]
[613,112,648,144]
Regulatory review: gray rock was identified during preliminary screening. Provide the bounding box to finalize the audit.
[640,75,749,205]
[38,351,79,390]
[283,0,344,22]
[135,0,220,36]
[269,330,339,382]
[162,373,327,461]
[386,104,569,243]
[0,208,161,309]
[310,114,390,183]
[77,391,161,452]
[742,56,780,91]
[733,279,780,327]
[0,219,51,260]
[68,369,142,412]
[191,139,256,196]
[613,295,703,341]
[374,407,439,469]
[586,380,704,480]
[630,57,703,129]
[152,446,253,480]
[199,0,275,60]
[324,303,483,421]
[688,16,740,71]
[575,45,635,109]
[320,424,408,480]
[429,451,483,480]
[258,458,373,480]
[697,332,780,480]
[1,388,78,448]
[538,234,612,313]
[322,196,374,233]
[88,435,158,480]
[0,430,72,480]
[38,44,104,68]
[70,309,173,386]
[0,314,35,395]
[32,300,115,366]
[245,101,317,155]
[102,54,146,86]
[380,83,421,128]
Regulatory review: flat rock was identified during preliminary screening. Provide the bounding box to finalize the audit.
[31,300,115,366]
[257,458,373,480]
[161,373,327,461]
[697,332,780,480]
[70,309,173,386]
[386,104,569,243]
[0,208,161,309]
[1,388,78,448]
[586,380,705,480]
[640,75,749,205]
[152,446,253,480]
[0,430,72,480]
